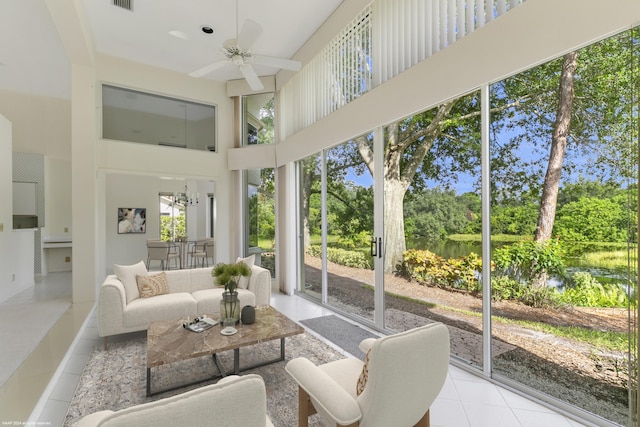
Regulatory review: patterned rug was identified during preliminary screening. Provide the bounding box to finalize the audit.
[64,332,345,427]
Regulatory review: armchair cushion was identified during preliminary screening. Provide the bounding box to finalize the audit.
[113,260,147,304]
[286,357,362,426]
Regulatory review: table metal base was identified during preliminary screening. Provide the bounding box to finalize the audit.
[146,337,287,396]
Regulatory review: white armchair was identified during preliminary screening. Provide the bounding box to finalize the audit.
[285,323,450,427]
[74,374,273,427]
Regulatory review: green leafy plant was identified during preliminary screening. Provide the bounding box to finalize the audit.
[491,276,524,301]
[211,262,251,294]
[400,249,484,292]
[306,245,372,269]
[493,239,565,285]
[560,271,630,308]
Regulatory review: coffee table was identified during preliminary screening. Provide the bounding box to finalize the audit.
[146,306,304,396]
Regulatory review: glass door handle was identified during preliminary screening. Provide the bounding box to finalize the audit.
[370,237,382,258]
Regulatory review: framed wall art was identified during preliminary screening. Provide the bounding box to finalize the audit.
[118,208,146,234]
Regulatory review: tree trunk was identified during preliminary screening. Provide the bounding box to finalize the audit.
[382,125,411,273]
[384,179,407,273]
[301,166,313,249]
[534,51,578,243]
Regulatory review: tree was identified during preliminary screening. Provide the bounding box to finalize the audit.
[300,28,639,274]
[493,28,639,245]
[404,187,477,242]
[554,197,626,243]
[354,94,483,272]
[534,51,578,242]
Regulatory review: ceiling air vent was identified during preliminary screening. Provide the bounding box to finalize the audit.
[113,0,132,11]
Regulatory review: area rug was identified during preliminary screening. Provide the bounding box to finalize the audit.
[64,332,345,427]
[300,315,381,360]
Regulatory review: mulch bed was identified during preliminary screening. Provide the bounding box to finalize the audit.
[303,255,630,425]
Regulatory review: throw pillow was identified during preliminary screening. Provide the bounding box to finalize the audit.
[356,349,371,396]
[113,260,148,304]
[236,254,256,289]
[136,272,169,298]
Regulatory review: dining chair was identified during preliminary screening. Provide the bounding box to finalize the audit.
[188,239,211,268]
[146,239,180,270]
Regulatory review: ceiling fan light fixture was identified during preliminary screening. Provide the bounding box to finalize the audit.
[188,11,298,87]
[231,54,244,66]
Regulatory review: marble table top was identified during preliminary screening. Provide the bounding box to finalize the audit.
[147,306,304,368]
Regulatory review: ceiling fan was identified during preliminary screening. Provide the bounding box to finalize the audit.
[189,7,302,91]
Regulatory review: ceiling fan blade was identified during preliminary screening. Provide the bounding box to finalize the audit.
[236,19,263,50]
[252,55,302,71]
[239,64,264,91]
[188,59,229,78]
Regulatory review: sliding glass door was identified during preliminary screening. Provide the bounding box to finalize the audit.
[298,136,379,325]
[296,26,639,425]
[325,136,376,323]
[487,27,638,425]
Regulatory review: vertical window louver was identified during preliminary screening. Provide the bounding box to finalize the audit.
[280,0,525,140]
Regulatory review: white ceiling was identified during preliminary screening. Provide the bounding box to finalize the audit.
[0,0,344,100]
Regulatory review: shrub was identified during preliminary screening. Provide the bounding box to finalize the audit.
[306,245,322,258]
[400,249,483,292]
[560,271,630,308]
[493,239,565,285]
[491,276,524,301]
[517,284,561,308]
[337,231,371,250]
[401,249,444,282]
[306,245,372,269]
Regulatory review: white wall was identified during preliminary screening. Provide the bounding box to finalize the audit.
[0,90,73,279]
[0,115,35,302]
[104,174,216,272]
[0,90,70,160]
[42,157,72,272]
[0,114,14,300]
[44,157,72,235]
[96,54,236,273]
[0,52,237,295]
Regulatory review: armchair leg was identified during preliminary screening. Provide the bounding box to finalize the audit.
[298,386,316,427]
[298,386,361,427]
[415,409,430,427]
[103,336,108,351]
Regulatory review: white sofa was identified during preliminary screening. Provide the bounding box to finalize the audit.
[74,374,274,427]
[98,260,271,348]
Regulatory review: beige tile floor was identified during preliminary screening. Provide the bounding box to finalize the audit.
[0,272,593,427]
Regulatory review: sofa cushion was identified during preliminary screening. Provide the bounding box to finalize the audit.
[113,260,147,304]
[236,255,255,289]
[136,272,169,298]
[189,267,216,292]
[163,268,192,293]
[192,288,255,316]
[123,292,196,328]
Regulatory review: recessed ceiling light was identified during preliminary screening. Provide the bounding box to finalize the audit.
[169,30,189,40]
[201,25,214,35]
